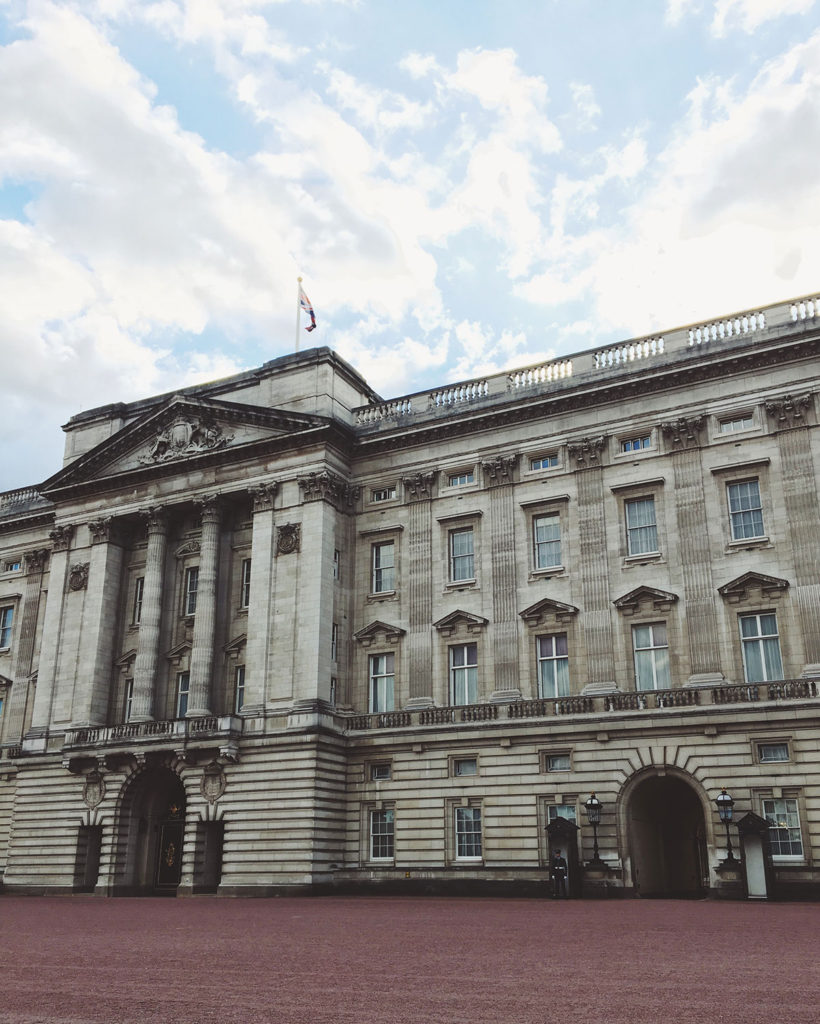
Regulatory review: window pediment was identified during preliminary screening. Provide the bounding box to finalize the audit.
[718,572,789,603]
[354,620,406,646]
[614,586,679,615]
[433,610,488,636]
[519,598,579,627]
[224,633,247,660]
[166,641,192,665]
[116,649,137,669]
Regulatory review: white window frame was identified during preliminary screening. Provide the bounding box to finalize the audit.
[533,514,561,570]
[371,541,395,594]
[448,471,475,487]
[547,802,577,825]
[333,549,340,580]
[0,606,14,649]
[454,805,482,860]
[536,634,570,698]
[621,435,652,453]
[632,622,671,691]
[727,479,765,541]
[176,671,190,718]
[625,497,658,556]
[719,414,754,434]
[239,558,251,609]
[234,664,246,713]
[331,622,339,662]
[450,643,478,706]
[124,678,134,722]
[544,752,571,773]
[757,742,790,764]
[370,762,391,781]
[371,487,396,503]
[369,652,395,713]
[762,797,803,859]
[132,577,144,625]
[183,566,199,616]
[2,558,21,573]
[370,807,395,860]
[530,454,558,471]
[740,613,783,683]
[453,756,478,777]
[449,528,475,582]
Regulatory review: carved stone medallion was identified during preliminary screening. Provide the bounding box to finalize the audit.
[276,523,301,555]
[68,562,90,591]
[82,770,106,810]
[201,761,227,805]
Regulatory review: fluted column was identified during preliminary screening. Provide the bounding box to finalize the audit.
[243,483,278,714]
[484,455,521,700]
[404,471,437,708]
[130,508,168,722]
[3,549,49,743]
[187,495,221,717]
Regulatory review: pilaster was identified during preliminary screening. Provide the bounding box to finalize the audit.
[483,455,521,700]
[2,548,49,743]
[243,483,278,713]
[404,471,436,707]
[187,495,222,717]
[131,508,168,722]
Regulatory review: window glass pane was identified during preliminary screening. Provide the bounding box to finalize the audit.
[548,803,577,824]
[370,809,395,859]
[455,807,482,858]
[626,498,658,554]
[758,743,789,763]
[763,798,803,857]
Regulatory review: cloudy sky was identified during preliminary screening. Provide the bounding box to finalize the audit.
[2,0,819,490]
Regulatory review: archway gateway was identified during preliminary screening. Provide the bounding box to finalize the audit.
[114,766,187,896]
[627,774,708,897]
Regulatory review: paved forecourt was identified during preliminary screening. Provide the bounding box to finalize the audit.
[1,896,817,1024]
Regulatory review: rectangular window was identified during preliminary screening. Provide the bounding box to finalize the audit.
[632,623,671,690]
[132,577,144,625]
[762,798,803,857]
[331,622,339,662]
[0,606,13,649]
[720,415,754,433]
[622,435,651,452]
[547,803,577,825]
[333,549,340,580]
[545,753,571,772]
[176,671,190,718]
[234,665,245,713]
[240,558,251,608]
[449,528,475,582]
[740,613,783,682]
[537,634,570,698]
[370,808,395,860]
[448,471,474,487]
[727,480,765,540]
[530,454,558,470]
[758,742,789,763]
[183,566,199,616]
[371,763,391,781]
[372,541,395,593]
[369,653,395,713]
[625,497,658,555]
[3,558,21,572]
[455,806,482,859]
[533,514,561,569]
[329,676,337,705]
[454,757,478,777]
[450,643,478,706]
[124,679,134,722]
[371,487,396,502]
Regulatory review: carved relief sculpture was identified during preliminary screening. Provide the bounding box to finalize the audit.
[201,761,227,805]
[67,563,90,592]
[276,523,301,555]
[139,414,233,464]
[82,770,106,810]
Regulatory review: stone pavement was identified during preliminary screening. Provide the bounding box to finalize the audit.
[0,895,816,1024]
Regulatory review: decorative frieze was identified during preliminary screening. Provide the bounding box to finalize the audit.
[67,563,90,592]
[661,415,705,448]
[140,414,232,464]
[567,436,606,468]
[250,481,279,513]
[276,523,301,555]
[764,393,812,429]
[481,454,518,487]
[402,471,437,502]
[49,525,74,551]
[298,470,360,509]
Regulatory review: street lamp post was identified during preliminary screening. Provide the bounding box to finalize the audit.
[584,793,605,868]
[715,788,736,863]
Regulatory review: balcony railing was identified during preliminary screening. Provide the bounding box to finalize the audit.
[63,715,241,750]
[344,679,818,732]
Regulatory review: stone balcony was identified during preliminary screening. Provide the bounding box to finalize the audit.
[61,714,243,767]
[344,678,819,732]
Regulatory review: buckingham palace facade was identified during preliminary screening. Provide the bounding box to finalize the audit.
[2,292,820,898]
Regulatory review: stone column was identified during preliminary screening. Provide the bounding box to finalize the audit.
[131,508,168,722]
[404,471,437,708]
[2,549,49,744]
[243,483,278,714]
[570,438,617,693]
[661,416,724,685]
[483,455,521,701]
[765,395,820,675]
[27,525,74,738]
[187,495,221,717]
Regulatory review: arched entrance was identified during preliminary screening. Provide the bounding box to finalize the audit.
[114,766,187,896]
[627,773,708,897]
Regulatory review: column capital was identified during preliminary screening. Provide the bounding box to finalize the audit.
[298,470,360,510]
[195,494,222,525]
[250,482,279,513]
[142,506,168,534]
[402,471,437,502]
[49,524,74,551]
[88,516,115,544]
[567,436,606,469]
[765,393,813,429]
[481,453,518,488]
[661,415,706,449]
[24,548,49,574]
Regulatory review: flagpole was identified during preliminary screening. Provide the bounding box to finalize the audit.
[295,276,302,353]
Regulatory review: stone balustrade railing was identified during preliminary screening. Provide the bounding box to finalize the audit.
[352,292,820,427]
[345,678,817,732]
[63,715,241,749]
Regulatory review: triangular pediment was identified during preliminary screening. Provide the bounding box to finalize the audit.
[115,648,138,668]
[718,572,789,601]
[223,633,247,657]
[432,610,488,636]
[353,620,406,645]
[519,598,579,626]
[614,586,679,615]
[41,396,326,494]
[0,673,12,688]
[166,640,191,665]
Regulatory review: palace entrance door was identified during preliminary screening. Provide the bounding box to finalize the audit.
[116,767,187,896]
[627,774,707,897]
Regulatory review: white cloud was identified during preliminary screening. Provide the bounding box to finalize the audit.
[568,82,601,132]
[666,0,817,34]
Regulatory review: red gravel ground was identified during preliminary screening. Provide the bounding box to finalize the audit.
[0,896,817,1024]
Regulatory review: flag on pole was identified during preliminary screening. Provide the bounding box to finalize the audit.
[299,284,317,332]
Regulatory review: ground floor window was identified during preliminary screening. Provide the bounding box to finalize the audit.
[762,797,803,858]
[455,805,482,860]
[370,808,395,860]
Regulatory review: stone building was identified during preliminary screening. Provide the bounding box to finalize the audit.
[1,292,819,898]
